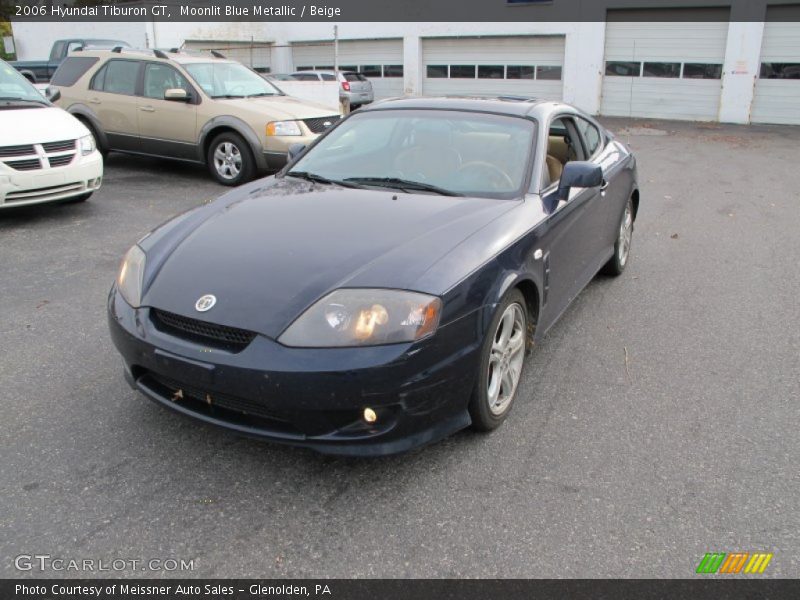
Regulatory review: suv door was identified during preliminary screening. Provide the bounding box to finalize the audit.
[137,62,199,160]
[88,59,142,152]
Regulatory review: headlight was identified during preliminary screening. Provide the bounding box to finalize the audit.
[266,120,302,136]
[79,134,95,155]
[117,245,146,308]
[279,289,442,347]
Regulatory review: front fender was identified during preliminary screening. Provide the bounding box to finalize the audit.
[197,116,267,170]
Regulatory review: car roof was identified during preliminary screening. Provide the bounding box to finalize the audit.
[74,48,235,65]
[358,96,574,119]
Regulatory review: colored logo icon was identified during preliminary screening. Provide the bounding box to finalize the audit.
[696,552,773,574]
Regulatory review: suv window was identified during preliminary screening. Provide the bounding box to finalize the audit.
[93,60,140,95]
[143,63,191,99]
[51,57,99,87]
[575,117,602,157]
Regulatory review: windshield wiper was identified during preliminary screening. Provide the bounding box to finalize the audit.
[0,96,48,105]
[286,171,364,189]
[210,94,246,99]
[245,92,278,98]
[343,177,463,196]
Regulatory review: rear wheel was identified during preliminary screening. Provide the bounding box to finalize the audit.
[602,196,634,276]
[207,132,255,186]
[469,289,528,431]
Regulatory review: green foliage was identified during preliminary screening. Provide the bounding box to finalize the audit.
[0,20,14,61]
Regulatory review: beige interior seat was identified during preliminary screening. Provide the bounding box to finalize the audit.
[545,155,563,187]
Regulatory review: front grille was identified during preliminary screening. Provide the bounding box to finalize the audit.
[303,116,339,134]
[48,154,75,167]
[147,371,292,424]
[151,309,257,351]
[5,158,42,171]
[42,139,76,153]
[0,144,35,157]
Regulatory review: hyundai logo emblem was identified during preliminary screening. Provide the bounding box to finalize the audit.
[195,294,217,312]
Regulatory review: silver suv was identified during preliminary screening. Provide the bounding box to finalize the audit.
[290,70,374,108]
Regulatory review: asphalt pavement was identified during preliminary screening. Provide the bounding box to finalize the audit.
[1,118,799,578]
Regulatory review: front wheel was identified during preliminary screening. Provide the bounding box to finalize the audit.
[207,132,255,186]
[469,289,528,431]
[602,196,634,276]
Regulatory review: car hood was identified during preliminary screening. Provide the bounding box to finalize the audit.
[214,95,339,121]
[0,106,89,146]
[141,178,517,338]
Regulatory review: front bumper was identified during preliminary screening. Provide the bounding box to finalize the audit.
[262,132,320,171]
[108,289,480,456]
[0,151,103,209]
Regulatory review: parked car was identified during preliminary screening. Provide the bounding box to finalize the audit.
[52,48,342,184]
[108,96,639,455]
[10,38,130,83]
[263,73,298,82]
[0,60,103,209]
[291,70,374,108]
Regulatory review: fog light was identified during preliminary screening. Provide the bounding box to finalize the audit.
[363,407,377,424]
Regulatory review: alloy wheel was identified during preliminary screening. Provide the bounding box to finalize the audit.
[486,303,526,415]
[213,142,242,181]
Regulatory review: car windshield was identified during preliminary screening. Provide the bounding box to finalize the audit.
[0,61,48,105]
[183,62,284,98]
[288,109,536,199]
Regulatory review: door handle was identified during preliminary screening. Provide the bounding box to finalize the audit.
[600,179,610,196]
[88,97,101,104]
[139,106,155,112]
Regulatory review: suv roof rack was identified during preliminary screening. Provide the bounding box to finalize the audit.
[210,50,226,59]
[153,49,169,59]
[111,46,123,53]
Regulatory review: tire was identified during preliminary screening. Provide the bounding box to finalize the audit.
[602,195,634,276]
[206,132,255,186]
[469,289,528,431]
[78,118,108,159]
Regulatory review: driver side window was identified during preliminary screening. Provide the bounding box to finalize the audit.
[542,116,584,190]
[143,63,190,100]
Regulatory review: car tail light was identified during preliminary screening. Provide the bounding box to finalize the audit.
[341,81,350,91]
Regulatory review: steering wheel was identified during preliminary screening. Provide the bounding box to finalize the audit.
[456,161,514,190]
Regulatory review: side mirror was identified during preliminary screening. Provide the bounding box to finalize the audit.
[164,88,189,102]
[558,161,603,200]
[287,143,307,162]
[45,85,61,103]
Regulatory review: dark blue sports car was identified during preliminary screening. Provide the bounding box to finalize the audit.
[108,97,639,456]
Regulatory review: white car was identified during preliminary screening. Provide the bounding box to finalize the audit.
[0,59,102,209]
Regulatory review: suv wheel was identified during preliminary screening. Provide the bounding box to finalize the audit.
[207,132,255,186]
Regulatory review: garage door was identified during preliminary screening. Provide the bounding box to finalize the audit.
[182,40,272,72]
[292,39,404,100]
[421,36,565,100]
[601,17,729,121]
[751,20,800,125]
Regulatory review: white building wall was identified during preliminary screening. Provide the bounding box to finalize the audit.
[11,19,795,124]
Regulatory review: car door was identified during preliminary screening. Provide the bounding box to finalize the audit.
[575,115,631,254]
[537,115,604,328]
[137,62,199,160]
[87,59,142,152]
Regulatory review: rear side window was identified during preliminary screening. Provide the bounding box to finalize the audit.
[575,117,602,157]
[93,60,140,95]
[321,73,336,81]
[51,57,99,87]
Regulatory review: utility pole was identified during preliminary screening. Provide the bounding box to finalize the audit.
[333,25,339,73]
